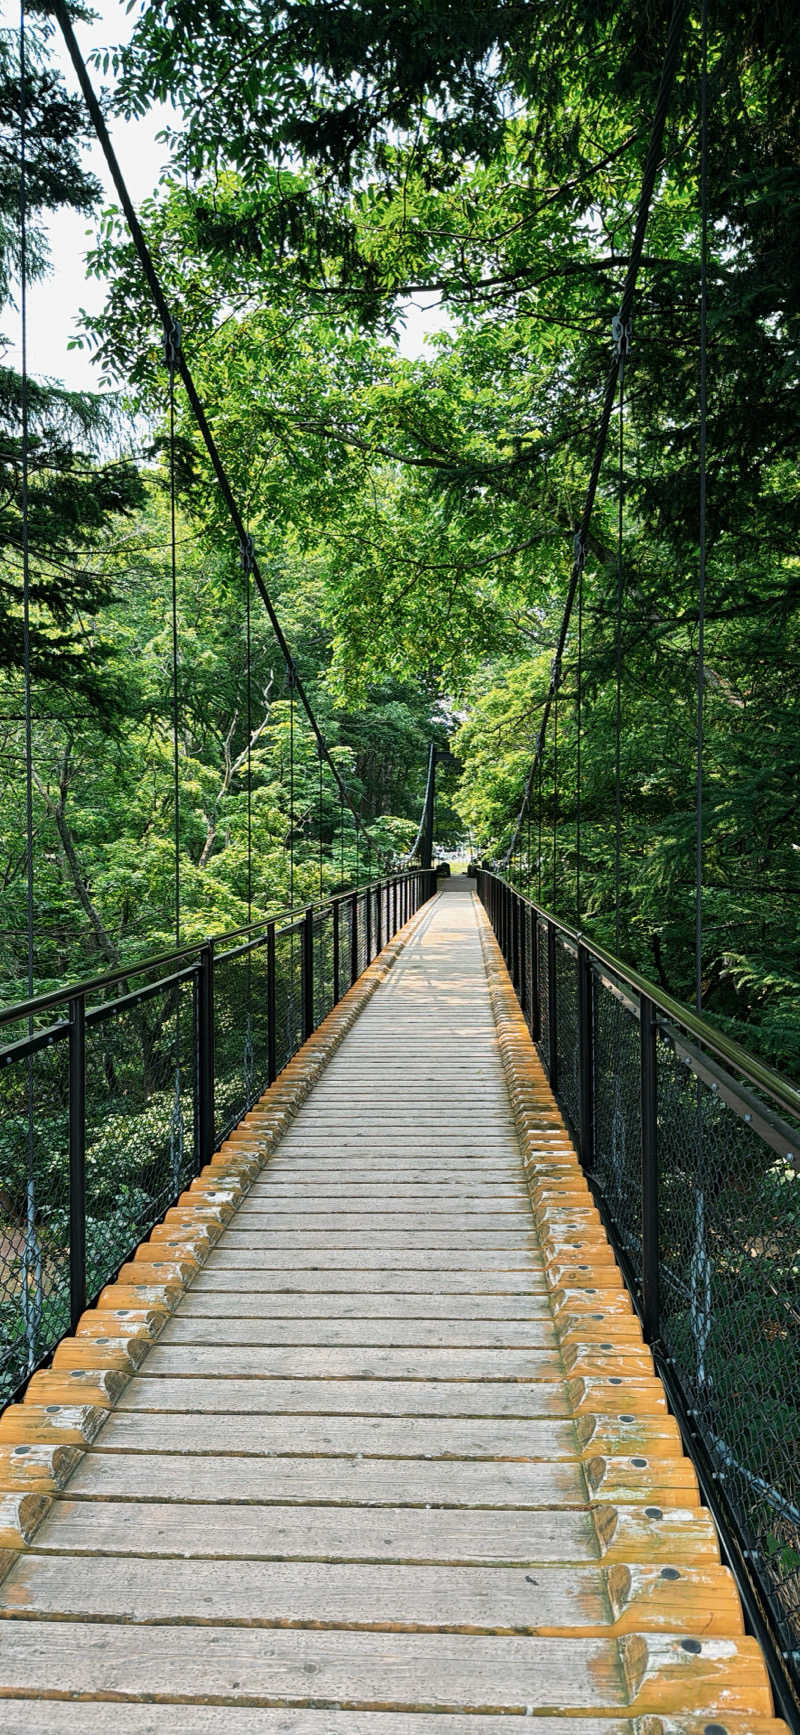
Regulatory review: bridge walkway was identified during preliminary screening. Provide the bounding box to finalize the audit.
[0,879,785,1730]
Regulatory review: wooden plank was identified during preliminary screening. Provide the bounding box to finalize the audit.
[20,1498,601,1562]
[188,1270,543,1293]
[157,1317,557,1347]
[91,1411,584,1459]
[65,1451,584,1507]
[225,1214,532,1230]
[202,1249,542,1269]
[0,1620,765,1713]
[216,1235,539,1251]
[239,1186,531,1200]
[0,1554,742,1639]
[0,1713,733,1735]
[174,1294,552,1321]
[116,1377,575,1417]
[139,1346,563,1382]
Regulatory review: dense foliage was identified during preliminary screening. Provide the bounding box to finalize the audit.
[2,0,799,1073]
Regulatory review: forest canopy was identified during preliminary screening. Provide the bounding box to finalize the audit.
[1,0,799,1073]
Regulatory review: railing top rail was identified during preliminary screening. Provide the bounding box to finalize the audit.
[481,868,800,1126]
[0,868,420,1034]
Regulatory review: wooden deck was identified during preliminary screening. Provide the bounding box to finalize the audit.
[0,879,785,1730]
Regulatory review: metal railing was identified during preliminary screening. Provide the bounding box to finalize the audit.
[0,869,436,1413]
[478,868,800,1728]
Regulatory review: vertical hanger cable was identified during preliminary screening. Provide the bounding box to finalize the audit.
[165,320,184,1179]
[613,322,628,954]
[552,690,559,908]
[576,560,583,922]
[166,329,181,948]
[696,0,708,1015]
[288,665,295,909]
[19,0,41,1369]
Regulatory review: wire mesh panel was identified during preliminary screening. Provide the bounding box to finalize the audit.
[339,897,354,992]
[592,974,643,1301]
[555,936,580,1136]
[656,1029,800,1669]
[85,975,196,1296]
[213,940,269,1144]
[0,1030,70,1407]
[314,909,335,1029]
[537,920,551,1072]
[274,925,303,1076]
[355,892,368,978]
[523,905,536,1037]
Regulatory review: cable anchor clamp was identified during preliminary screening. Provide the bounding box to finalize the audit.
[573,532,586,573]
[164,317,182,372]
[612,313,632,365]
[240,533,256,575]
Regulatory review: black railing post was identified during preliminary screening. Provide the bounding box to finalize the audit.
[350,890,359,985]
[303,906,314,1039]
[332,898,341,1004]
[531,910,541,1041]
[577,941,594,1173]
[640,993,660,1342]
[547,920,559,1093]
[267,921,277,1085]
[365,884,373,961]
[197,941,215,1169]
[376,881,383,954]
[68,994,86,1333]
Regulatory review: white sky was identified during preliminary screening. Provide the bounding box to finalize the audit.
[9,0,448,392]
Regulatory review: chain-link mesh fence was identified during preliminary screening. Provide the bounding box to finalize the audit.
[537,919,551,1073]
[592,972,644,1304]
[0,873,432,1416]
[556,934,580,1136]
[274,923,303,1076]
[313,909,335,1029]
[0,1029,70,1407]
[86,975,197,1292]
[477,868,800,1716]
[656,1028,800,1672]
[213,939,269,1144]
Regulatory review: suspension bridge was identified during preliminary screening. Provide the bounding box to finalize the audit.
[2,0,799,1726]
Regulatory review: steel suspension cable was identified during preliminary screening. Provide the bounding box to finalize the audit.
[576,558,583,921]
[52,0,387,871]
[499,0,689,870]
[18,0,41,1369]
[243,532,254,1102]
[166,327,181,947]
[614,327,629,953]
[552,689,559,908]
[288,667,295,909]
[318,745,324,900]
[166,327,185,1177]
[696,0,709,1014]
[245,541,253,928]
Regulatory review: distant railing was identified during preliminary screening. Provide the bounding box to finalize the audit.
[0,870,436,1412]
[478,868,800,1728]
